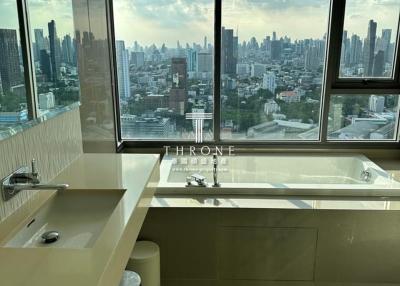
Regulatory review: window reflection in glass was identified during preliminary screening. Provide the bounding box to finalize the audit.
[27,0,80,117]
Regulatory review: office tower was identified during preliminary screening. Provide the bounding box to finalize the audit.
[369,95,385,113]
[341,31,351,66]
[262,72,276,94]
[264,36,271,56]
[350,34,363,66]
[116,40,131,100]
[221,27,237,76]
[305,45,320,71]
[34,29,45,61]
[363,19,377,76]
[372,50,385,77]
[169,58,187,115]
[272,31,277,41]
[39,49,52,82]
[251,63,265,78]
[271,39,281,61]
[186,49,197,72]
[0,29,21,92]
[62,35,74,64]
[204,36,207,50]
[197,51,212,73]
[48,20,61,82]
[130,51,145,67]
[381,29,392,63]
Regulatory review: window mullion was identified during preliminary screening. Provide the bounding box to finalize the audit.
[213,0,222,144]
[17,0,37,120]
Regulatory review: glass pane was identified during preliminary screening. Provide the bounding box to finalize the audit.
[0,0,29,139]
[221,0,330,140]
[27,0,80,117]
[113,0,214,141]
[339,0,400,78]
[328,94,399,140]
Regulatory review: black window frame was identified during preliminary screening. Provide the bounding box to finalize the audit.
[107,0,400,150]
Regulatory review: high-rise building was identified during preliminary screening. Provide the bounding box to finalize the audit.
[381,29,392,63]
[130,51,145,68]
[34,29,45,62]
[204,36,207,50]
[0,29,21,92]
[48,20,61,82]
[369,95,385,113]
[186,49,197,72]
[39,49,52,82]
[271,40,281,61]
[363,19,377,76]
[305,45,320,71]
[251,63,265,78]
[197,51,212,73]
[262,72,276,94]
[372,50,385,77]
[62,34,74,64]
[221,27,237,76]
[350,34,363,66]
[116,40,131,100]
[169,58,187,115]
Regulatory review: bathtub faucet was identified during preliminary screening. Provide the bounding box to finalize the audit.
[213,155,220,187]
[186,174,208,187]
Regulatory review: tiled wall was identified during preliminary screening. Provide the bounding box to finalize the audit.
[0,109,83,221]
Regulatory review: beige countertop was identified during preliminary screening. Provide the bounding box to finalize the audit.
[0,153,160,286]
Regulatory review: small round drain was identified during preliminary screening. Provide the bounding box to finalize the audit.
[41,231,60,244]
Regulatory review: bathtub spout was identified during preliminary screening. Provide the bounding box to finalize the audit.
[213,155,221,187]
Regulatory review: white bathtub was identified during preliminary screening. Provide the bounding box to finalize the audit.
[157,154,400,197]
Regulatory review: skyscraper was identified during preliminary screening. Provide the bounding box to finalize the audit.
[221,27,237,76]
[34,29,45,62]
[350,34,363,66]
[130,51,145,67]
[271,39,281,61]
[48,20,61,82]
[0,29,21,92]
[115,40,131,100]
[169,58,187,115]
[62,34,74,64]
[186,49,197,72]
[372,50,385,77]
[381,29,392,63]
[363,19,377,76]
[262,72,276,94]
[197,51,213,73]
[39,49,52,82]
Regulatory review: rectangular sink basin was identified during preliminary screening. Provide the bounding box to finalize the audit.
[2,189,124,249]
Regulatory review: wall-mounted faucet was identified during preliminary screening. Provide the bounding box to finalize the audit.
[1,159,69,201]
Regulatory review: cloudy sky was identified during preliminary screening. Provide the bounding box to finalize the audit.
[114,0,400,48]
[0,0,75,39]
[1,0,399,48]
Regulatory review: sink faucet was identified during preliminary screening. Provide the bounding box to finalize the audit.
[212,155,220,187]
[1,159,69,201]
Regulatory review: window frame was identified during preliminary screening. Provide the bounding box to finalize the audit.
[108,0,400,150]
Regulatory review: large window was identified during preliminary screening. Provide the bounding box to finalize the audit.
[220,0,330,140]
[0,0,29,138]
[27,0,80,117]
[339,0,400,78]
[113,0,214,140]
[0,0,80,141]
[113,0,400,145]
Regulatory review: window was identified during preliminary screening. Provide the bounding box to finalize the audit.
[339,0,400,78]
[328,94,399,140]
[112,0,400,146]
[0,0,29,138]
[113,0,215,140]
[27,0,80,117]
[220,0,330,140]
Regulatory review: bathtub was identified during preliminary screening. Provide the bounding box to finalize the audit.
[157,154,400,197]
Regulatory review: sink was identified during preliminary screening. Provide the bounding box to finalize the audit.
[2,189,124,249]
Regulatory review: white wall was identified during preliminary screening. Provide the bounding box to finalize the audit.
[0,109,83,221]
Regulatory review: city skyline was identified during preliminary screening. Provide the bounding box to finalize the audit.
[114,0,400,46]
